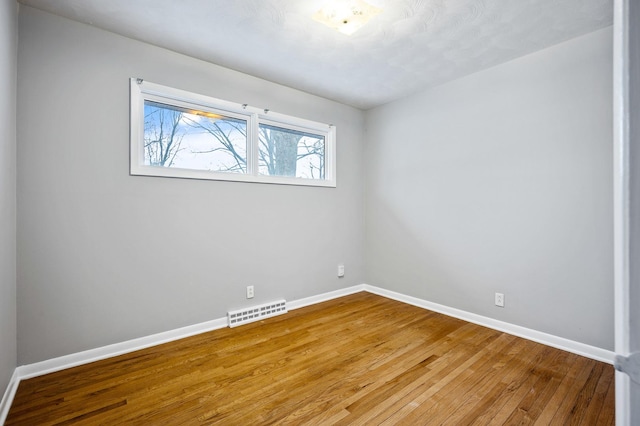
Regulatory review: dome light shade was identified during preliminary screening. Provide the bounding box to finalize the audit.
[312,0,382,35]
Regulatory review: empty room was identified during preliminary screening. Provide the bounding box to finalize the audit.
[1,0,639,424]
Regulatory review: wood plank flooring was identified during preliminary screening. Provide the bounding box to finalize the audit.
[6,292,615,425]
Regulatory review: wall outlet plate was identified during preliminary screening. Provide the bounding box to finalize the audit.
[495,292,505,307]
[247,285,254,299]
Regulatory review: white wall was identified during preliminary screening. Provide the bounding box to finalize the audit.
[16,6,365,364]
[365,28,614,350]
[0,0,17,392]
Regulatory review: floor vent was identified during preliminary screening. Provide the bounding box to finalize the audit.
[227,300,287,328]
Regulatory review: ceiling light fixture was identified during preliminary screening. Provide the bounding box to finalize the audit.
[312,0,382,36]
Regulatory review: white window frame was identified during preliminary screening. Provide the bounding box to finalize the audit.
[130,78,336,187]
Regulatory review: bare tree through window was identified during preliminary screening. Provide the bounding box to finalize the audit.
[144,101,325,179]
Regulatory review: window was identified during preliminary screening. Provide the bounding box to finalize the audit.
[130,79,336,187]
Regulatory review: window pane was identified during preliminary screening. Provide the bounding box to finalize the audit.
[143,100,247,174]
[258,124,325,179]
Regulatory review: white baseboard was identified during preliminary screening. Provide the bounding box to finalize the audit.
[287,284,365,311]
[363,284,615,364]
[1,282,614,422]
[17,317,228,381]
[13,285,367,383]
[0,369,20,425]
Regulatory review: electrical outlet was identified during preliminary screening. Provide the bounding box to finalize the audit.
[495,292,505,307]
[338,264,345,277]
[246,285,254,299]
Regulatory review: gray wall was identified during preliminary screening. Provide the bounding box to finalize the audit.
[17,7,365,364]
[365,28,614,350]
[0,0,17,392]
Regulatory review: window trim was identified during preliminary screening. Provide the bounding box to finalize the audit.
[130,79,336,187]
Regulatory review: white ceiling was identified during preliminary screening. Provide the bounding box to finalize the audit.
[18,0,613,109]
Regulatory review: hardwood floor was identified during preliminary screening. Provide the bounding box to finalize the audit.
[6,292,615,425]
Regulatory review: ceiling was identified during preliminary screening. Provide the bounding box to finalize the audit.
[18,0,613,110]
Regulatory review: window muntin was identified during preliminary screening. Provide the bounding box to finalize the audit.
[130,79,336,187]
